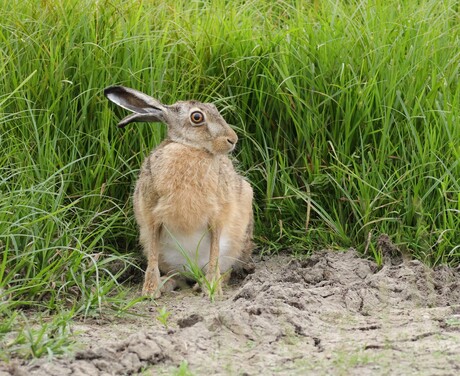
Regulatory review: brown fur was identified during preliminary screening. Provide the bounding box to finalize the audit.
[104,86,253,298]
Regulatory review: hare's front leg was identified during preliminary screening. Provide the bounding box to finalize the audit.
[205,226,223,298]
[140,223,162,298]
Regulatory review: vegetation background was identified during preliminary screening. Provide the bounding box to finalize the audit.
[1,0,459,359]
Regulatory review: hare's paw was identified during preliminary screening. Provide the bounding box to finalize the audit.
[142,282,161,299]
[142,269,162,298]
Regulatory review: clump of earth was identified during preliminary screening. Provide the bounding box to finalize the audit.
[2,248,460,375]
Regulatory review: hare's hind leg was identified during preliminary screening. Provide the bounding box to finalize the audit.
[241,215,254,261]
[140,222,162,298]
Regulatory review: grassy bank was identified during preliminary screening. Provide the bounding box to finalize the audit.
[1,0,459,358]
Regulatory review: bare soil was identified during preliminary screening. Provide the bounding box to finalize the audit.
[2,249,460,375]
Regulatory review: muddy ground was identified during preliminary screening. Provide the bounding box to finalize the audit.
[2,248,460,375]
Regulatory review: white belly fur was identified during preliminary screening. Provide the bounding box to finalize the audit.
[160,227,234,273]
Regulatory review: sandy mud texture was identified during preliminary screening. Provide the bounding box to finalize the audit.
[2,248,460,375]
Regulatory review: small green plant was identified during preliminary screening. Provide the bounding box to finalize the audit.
[180,254,227,303]
[173,361,195,376]
[199,272,226,303]
[445,317,460,328]
[156,306,171,328]
[332,348,381,374]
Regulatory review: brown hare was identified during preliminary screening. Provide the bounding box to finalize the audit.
[104,86,254,298]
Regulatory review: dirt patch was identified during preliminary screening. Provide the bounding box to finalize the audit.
[2,249,460,375]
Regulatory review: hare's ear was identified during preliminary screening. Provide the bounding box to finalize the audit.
[104,86,166,128]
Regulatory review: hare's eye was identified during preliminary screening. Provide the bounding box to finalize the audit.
[190,111,204,124]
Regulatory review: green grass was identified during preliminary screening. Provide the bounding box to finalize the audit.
[1,0,459,360]
[0,311,75,360]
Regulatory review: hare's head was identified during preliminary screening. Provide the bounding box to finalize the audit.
[104,86,238,155]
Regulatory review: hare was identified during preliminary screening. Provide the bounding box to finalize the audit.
[104,86,254,298]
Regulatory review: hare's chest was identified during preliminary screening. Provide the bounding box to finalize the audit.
[152,165,221,229]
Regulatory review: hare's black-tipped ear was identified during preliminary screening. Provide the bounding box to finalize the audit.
[104,85,166,127]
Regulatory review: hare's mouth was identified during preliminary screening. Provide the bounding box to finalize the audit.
[227,138,236,150]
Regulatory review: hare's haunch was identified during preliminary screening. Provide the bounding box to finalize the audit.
[105,86,254,298]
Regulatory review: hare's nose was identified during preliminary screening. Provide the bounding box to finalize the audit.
[227,132,238,146]
[227,137,238,151]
